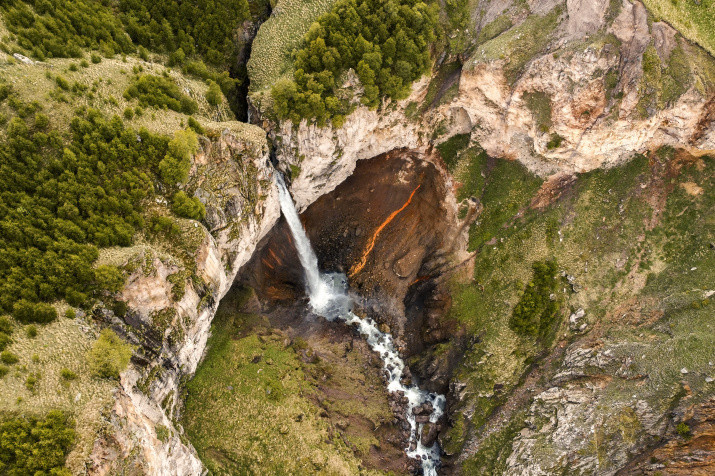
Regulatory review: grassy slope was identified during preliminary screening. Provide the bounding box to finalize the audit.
[0,43,266,471]
[0,316,116,472]
[248,0,337,92]
[182,289,391,475]
[642,0,714,56]
[440,145,714,471]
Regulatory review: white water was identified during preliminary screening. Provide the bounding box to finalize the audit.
[275,173,446,475]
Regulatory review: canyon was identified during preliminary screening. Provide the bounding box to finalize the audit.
[79,0,715,475]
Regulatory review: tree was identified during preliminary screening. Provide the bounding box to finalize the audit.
[205,80,222,106]
[172,191,206,220]
[87,329,133,379]
[0,410,76,475]
[159,129,198,185]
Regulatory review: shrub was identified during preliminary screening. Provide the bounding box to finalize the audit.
[34,113,50,130]
[25,372,40,392]
[124,107,135,119]
[187,116,204,134]
[676,422,691,438]
[205,80,222,106]
[87,329,133,379]
[509,260,560,341]
[159,129,199,185]
[0,316,11,334]
[0,365,8,378]
[91,53,102,64]
[55,75,71,91]
[26,325,37,338]
[546,133,564,150]
[124,74,198,114]
[168,48,186,67]
[0,333,11,351]
[1,351,19,365]
[80,59,89,68]
[60,368,78,380]
[65,308,76,319]
[12,300,58,324]
[172,191,206,220]
[93,265,125,295]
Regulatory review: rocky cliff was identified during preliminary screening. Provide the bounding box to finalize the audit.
[88,126,280,474]
[97,0,715,474]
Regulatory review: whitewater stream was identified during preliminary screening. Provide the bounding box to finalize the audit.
[276,173,446,475]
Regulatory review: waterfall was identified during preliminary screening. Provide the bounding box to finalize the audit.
[275,172,446,475]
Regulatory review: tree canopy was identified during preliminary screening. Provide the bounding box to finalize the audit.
[272,0,438,126]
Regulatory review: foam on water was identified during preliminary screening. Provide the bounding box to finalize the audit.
[276,173,445,475]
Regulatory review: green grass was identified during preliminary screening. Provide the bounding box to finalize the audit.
[476,13,513,46]
[437,133,471,170]
[182,289,384,475]
[641,0,715,56]
[247,0,337,93]
[469,6,563,85]
[445,149,714,464]
[522,91,552,133]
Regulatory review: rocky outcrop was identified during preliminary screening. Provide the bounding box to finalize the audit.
[88,126,280,475]
[271,1,713,194]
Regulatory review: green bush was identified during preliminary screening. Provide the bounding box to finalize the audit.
[25,372,39,392]
[123,107,135,119]
[12,300,57,324]
[93,265,125,295]
[546,133,564,150]
[0,411,76,474]
[25,325,37,338]
[0,108,170,314]
[0,333,11,351]
[676,422,691,438]
[124,74,198,114]
[187,116,204,134]
[65,308,76,319]
[87,328,133,379]
[1,350,19,365]
[0,316,11,334]
[0,365,8,378]
[60,368,77,380]
[509,260,561,341]
[90,53,102,64]
[272,0,438,125]
[159,129,199,185]
[172,191,206,220]
[205,80,223,107]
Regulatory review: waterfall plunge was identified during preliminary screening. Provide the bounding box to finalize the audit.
[275,173,445,475]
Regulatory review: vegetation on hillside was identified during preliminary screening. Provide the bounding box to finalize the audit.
[271,0,438,125]
[87,329,133,379]
[0,94,178,319]
[641,0,714,56]
[441,144,714,469]
[0,410,76,475]
[124,74,198,114]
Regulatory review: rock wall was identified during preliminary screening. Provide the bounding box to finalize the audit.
[88,127,280,475]
[273,0,713,191]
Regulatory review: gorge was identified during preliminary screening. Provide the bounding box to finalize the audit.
[0,1,713,475]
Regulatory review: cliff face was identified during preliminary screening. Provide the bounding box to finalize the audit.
[99,0,715,474]
[272,1,713,192]
[247,1,715,475]
[89,127,280,475]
